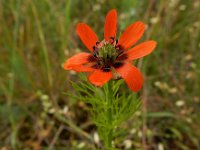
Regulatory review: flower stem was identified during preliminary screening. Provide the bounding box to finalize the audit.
[106,129,113,149]
[105,81,114,149]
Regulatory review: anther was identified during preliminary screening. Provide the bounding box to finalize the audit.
[115,49,124,57]
[96,41,100,45]
[110,36,115,40]
[115,45,120,50]
[93,46,96,51]
[116,38,118,44]
[109,36,115,44]
[93,52,97,58]
[102,65,111,72]
[93,50,99,58]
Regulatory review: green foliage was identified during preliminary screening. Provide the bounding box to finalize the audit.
[68,74,141,149]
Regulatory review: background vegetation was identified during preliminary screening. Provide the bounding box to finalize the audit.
[0,0,200,149]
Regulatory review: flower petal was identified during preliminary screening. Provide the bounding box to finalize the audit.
[104,9,117,41]
[88,69,112,87]
[69,65,95,72]
[126,41,157,61]
[63,52,91,69]
[115,62,144,92]
[76,23,99,52]
[118,21,145,50]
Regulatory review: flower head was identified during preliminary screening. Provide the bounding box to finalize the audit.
[64,9,157,92]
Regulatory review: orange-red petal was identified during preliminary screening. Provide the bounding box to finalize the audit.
[115,62,144,92]
[104,9,117,41]
[118,21,145,50]
[76,23,99,52]
[88,70,112,87]
[126,41,157,61]
[63,52,90,69]
[69,65,95,72]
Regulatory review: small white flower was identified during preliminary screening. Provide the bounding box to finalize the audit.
[176,100,185,107]
[93,132,100,144]
[158,143,164,150]
[63,106,69,114]
[179,5,186,11]
[130,128,137,134]
[150,17,159,24]
[123,139,132,149]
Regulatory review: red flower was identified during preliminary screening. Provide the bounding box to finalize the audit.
[64,9,157,92]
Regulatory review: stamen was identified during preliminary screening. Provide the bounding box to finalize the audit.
[93,46,96,51]
[115,44,122,50]
[96,41,100,45]
[92,63,100,69]
[116,53,128,61]
[94,38,123,70]
[93,52,98,58]
[88,55,97,62]
[93,45,99,58]
[117,49,123,55]
[93,46,98,52]
[116,38,118,44]
[113,62,124,68]
[109,36,115,44]
[102,65,111,72]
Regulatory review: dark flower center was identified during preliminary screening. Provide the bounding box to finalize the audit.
[91,37,125,72]
[86,37,127,73]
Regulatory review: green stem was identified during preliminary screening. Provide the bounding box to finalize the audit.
[105,81,114,149]
[106,129,113,149]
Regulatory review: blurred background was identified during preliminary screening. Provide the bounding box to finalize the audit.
[0,0,200,149]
